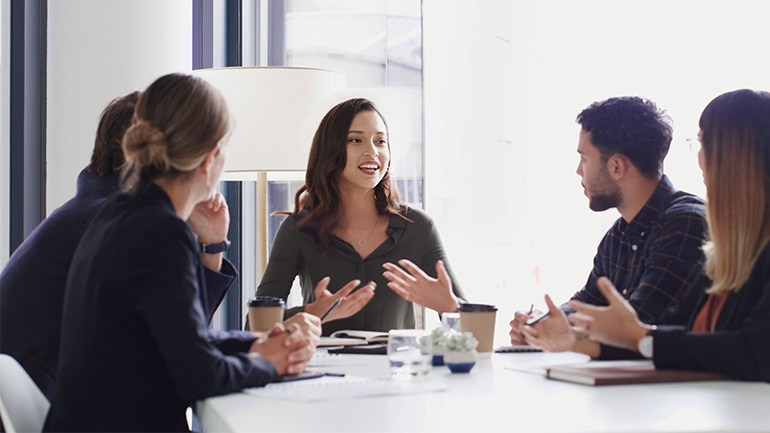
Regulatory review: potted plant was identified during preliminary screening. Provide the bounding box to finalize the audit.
[443,332,478,373]
[430,327,448,366]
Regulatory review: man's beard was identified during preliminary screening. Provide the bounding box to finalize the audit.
[589,191,621,212]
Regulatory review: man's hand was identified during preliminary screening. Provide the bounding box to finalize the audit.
[520,294,577,353]
[509,309,539,345]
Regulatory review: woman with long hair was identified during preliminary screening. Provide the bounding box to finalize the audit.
[44,73,316,432]
[257,98,466,335]
[522,89,770,382]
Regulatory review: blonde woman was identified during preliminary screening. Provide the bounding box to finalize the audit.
[523,89,770,382]
[44,74,316,432]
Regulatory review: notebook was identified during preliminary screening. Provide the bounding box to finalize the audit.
[495,345,542,353]
[319,330,390,347]
[546,360,729,386]
[244,374,447,402]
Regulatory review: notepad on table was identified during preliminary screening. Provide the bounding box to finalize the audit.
[244,375,447,402]
[495,345,542,353]
[546,360,729,386]
[319,330,390,347]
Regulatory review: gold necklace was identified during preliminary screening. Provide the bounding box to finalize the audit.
[343,216,380,247]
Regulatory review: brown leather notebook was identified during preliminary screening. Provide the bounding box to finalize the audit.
[546,361,729,386]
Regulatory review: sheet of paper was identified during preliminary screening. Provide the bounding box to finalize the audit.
[503,352,591,375]
[244,375,447,402]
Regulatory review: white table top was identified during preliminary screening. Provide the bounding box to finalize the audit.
[196,351,770,433]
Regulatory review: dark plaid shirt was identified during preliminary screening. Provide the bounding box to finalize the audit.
[571,175,707,324]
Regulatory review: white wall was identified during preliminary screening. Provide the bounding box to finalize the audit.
[423,0,770,348]
[46,0,193,212]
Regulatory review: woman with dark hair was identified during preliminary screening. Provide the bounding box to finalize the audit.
[44,73,316,432]
[257,98,466,335]
[522,89,770,382]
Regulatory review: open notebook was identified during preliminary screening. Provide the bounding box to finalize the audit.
[319,330,389,347]
[244,375,447,402]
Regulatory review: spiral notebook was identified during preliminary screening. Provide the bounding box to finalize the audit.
[244,375,447,402]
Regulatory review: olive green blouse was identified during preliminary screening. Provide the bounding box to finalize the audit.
[256,205,466,336]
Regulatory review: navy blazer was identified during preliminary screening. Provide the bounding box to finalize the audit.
[0,169,240,401]
[44,184,277,432]
[654,242,770,382]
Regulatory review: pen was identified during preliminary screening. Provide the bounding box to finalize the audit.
[528,304,534,316]
[319,298,342,321]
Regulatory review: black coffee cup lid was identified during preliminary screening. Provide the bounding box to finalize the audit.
[458,303,498,312]
[249,296,285,307]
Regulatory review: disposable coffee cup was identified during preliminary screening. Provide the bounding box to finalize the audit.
[458,303,498,358]
[248,296,285,333]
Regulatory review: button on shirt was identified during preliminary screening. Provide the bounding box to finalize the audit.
[571,175,707,324]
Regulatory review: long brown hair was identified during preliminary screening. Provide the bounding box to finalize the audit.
[120,73,230,195]
[290,98,403,251]
[699,89,770,293]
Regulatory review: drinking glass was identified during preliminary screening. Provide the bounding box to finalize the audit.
[387,329,432,378]
[441,312,461,333]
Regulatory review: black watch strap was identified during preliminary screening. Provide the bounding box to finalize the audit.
[200,239,231,254]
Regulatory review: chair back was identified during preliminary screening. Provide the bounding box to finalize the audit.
[0,354,50,433]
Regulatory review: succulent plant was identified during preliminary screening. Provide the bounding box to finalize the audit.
[430,326,448,346]
[444,332,479,352]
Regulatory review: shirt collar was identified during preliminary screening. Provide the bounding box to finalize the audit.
[386,207,408,243]
[622,175,675,236]
[76,167,119,199]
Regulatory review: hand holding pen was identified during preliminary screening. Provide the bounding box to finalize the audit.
[509,303,537,345]
[305,277,377,323]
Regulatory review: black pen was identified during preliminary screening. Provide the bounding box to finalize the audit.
[528,304,534,316]
[319,298,342,321]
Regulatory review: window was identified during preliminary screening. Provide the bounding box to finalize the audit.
[228,0,426,327]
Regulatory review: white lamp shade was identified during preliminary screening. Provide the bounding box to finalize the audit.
[192,67,347,178]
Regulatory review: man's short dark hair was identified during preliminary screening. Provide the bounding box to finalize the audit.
[88,91,140,176]
[576,96,673,178]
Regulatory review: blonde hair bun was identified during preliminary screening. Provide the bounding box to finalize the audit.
[122,120,171,173]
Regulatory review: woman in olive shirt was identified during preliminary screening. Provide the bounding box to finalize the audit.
[257,98,465,335]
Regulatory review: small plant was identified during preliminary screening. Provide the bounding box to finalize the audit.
[444,332,478,352]
[430,326,448,346]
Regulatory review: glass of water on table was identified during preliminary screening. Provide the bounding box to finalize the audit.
[387,329,432,378]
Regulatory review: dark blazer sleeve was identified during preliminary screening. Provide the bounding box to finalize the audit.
[201,258,237,323]
[128,217,277,401]
[653,247,770,382]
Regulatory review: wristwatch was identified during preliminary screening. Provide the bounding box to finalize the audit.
[637,325,657,359]
[200,239,231,254]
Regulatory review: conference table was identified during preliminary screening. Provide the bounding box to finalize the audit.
[197,350,770,433]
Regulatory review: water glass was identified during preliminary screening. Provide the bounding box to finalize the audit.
[387,329,432,378]
[442,312,461,333]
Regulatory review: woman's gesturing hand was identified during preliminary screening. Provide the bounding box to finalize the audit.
[566,277,650,351]
[382,259,459,314]
[303,277,376,323]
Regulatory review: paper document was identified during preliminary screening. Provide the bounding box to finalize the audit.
[244,375,447,402]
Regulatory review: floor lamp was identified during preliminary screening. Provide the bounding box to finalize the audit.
[192,67,346,279]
